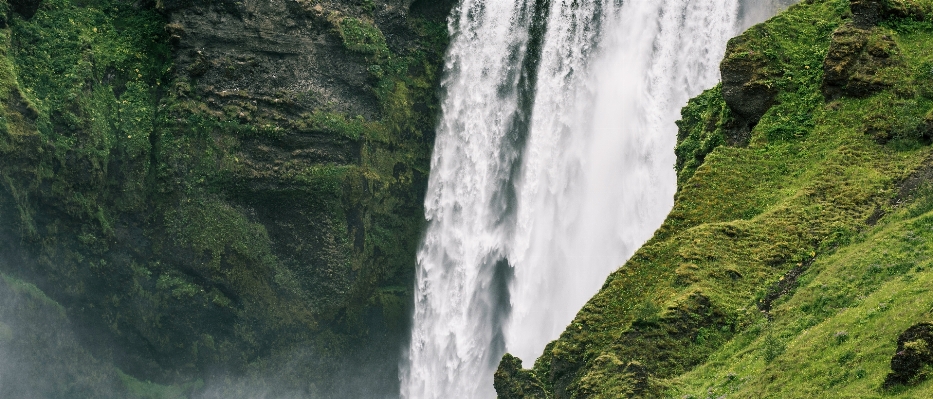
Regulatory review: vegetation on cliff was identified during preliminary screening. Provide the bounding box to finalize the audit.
[496,0,933,397]
[0,0,451,396]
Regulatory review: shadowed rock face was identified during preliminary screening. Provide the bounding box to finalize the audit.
[9,0,42,19]
[148,0,452,392]
[720,29,779,136]
[885,322,933,387]
[165,0,399,121]
[0,0,453,396]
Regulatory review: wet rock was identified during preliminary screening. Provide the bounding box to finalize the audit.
[847,0,933,27]
[495,354,549,399]
[849,0,885,28]
[885,322,933,387]
[167,0,378,121]
[821,23,901,100]
[410,0,457,20]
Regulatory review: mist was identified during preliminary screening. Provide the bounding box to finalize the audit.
[0,259,400,398]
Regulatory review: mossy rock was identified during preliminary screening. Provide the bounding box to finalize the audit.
[885,322,933,386]
[494,354,549,399]
[822,23,903,99]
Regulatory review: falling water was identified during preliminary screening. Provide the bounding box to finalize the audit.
[401,1,537,397]
[403,1,789,398]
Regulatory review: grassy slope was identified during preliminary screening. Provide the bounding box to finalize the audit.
[672,2,933,397]
[672,193,933,398]
[507,0,933,397]
[670,6,933,396]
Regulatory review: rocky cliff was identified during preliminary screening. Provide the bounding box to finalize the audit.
[0,0,452,396]
[496,0,933,397]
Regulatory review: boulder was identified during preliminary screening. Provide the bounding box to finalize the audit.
[821,24,901,99]
[849,0,885,28]
[885,322,933,387]
[494,354,549,399]
[720,33,778,133]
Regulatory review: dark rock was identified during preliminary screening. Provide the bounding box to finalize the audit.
[720,32,778,134]
[845,0,933,28]
[821,24,901,100]
[0,0,446,395]
[849,0,884,28]
[410,0,457,20]
[9,0,42,19]
[885,322,933,387]
[882,0,933,22]
[168,0,378,121]
[495,353,549,399]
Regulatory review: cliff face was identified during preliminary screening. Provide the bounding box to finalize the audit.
[0,0,452,396]
[497,0,933,397]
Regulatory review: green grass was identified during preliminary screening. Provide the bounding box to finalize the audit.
[672,207,933,398]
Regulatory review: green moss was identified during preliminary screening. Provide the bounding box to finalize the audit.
[672,206,933,398]
[155,273,200,299]
[335,16,389,56]
[165,197,276,270]
[299,110,385,141]
[325,16,447,336]
[3,0,170,225]
[675,85,731,187]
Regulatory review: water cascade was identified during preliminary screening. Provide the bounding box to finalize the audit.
[403,1,789,397]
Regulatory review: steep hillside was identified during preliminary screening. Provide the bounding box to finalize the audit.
[495,0,933,397]
[0,0,452,396]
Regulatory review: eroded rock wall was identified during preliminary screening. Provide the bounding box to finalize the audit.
[0,0,453,396]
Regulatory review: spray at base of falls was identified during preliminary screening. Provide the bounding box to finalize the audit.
[402,1,789,397]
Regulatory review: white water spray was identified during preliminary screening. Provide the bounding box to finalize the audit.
[401,2,535,397]
[403,1,789,397]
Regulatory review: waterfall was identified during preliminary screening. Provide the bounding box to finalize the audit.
[400,1,536,397]
[402,1,789,397]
